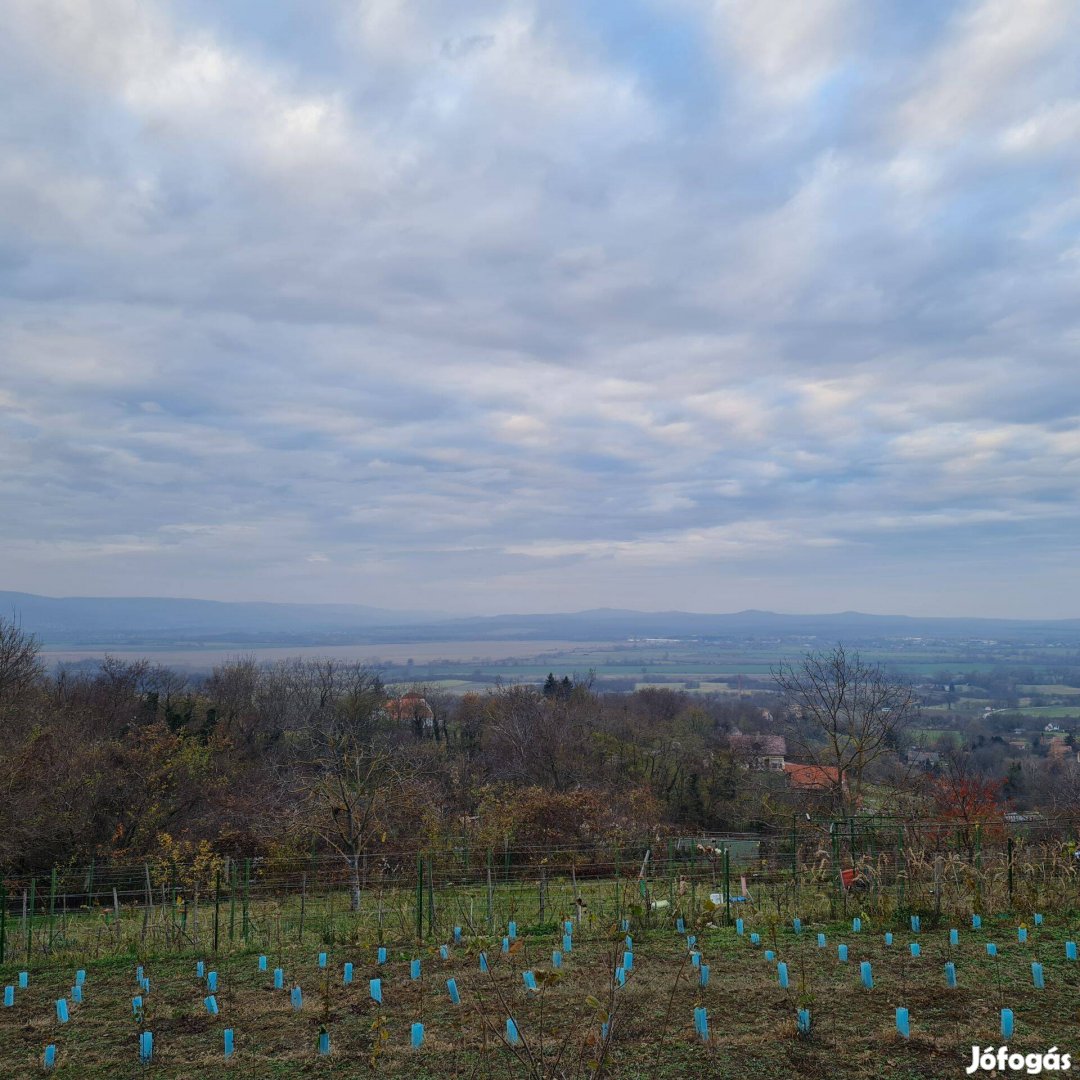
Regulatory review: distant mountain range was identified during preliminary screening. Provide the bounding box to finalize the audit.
[0,591,439,643]
[4,591,1080,648]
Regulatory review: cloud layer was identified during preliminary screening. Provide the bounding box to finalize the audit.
[2,0,1080,616]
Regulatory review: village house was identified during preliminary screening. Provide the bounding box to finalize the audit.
[783,762,842,792]
[384,692,435,731]
[906,748,941,769]
[728,733,786,771]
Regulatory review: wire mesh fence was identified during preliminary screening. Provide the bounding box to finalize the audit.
[2,817,1078,966]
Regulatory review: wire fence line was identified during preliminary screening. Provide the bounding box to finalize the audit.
[2,817,1078,966]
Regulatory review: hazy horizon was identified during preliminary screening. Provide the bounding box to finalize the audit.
[7,586,1080,624]
[4,2,1080,618]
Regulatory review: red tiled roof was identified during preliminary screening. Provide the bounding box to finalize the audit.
[783,762,840,790]
[385,695,434,721]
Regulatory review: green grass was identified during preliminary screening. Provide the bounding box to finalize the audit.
[911,729,963,746]
[996,706,1080,719]
[631,681,747,695]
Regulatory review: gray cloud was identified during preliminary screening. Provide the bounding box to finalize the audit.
[1,0,1080,616]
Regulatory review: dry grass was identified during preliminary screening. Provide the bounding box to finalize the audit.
[3,908,1079,1079]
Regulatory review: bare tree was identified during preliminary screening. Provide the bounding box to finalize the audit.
[284,663,411,911]
[0,617,44,709]
[774,645,918,817]
[205,656,264,752]
[482,684,596,791]
[302,746,413,911]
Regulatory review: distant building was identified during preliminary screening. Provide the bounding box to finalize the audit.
[784,762,842,792]
[385,692,435,731]
[906,749,940,769]
[1048,736,1070,759]
[728,734,786,771]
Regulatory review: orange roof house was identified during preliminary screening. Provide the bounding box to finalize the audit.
[385,693,435,728]
[783,762,842,791]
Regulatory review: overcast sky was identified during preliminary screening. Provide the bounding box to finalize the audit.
[2,0,1080,617]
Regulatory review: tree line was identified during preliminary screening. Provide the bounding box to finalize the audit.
[3,619,1073,889]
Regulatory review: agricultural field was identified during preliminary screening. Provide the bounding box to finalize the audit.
[909,729,964,746]
[626,681,747,695]
[3,853,1080,1080]
[43,636,1074,690]
[1000,706,1080,719]
[3,910,1079,1078]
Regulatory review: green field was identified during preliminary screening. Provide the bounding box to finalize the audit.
[996,706,1080,719]
[911,729,963,746]
[48,638,1075,691]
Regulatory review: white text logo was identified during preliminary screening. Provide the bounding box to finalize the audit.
[967,1047,1071,1075]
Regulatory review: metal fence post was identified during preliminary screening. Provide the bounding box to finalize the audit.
[1007,837,1014,908]
[416,854,424,942]
[427,857,435,938]
[723,846,731,926]
[27,878,35,961]
[213,869,220,953]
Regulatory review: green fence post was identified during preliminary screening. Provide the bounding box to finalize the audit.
[830,822,841,897]
[723,846,731,926]
[47,868,57,950]
[668,842,675,910]
[299,871,307,944]
[896,826,905,912]
[416,854,424,943]
[242,858,251,942]
[427,857,435,938]
[791,815,798,886]
[486,849,494,931]
[228,862,237,943]
[613,847,625,925]
[0,882,7,964]
[170,865,178,938]
[27,878,35,960]
[1007,837,1014,909]
[213,869,221,953]
[689,840,697,920]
